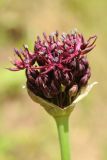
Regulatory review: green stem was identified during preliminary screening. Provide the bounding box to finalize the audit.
[55,115,71,160]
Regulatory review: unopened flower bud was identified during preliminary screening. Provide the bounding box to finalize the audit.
[69,85,78,97]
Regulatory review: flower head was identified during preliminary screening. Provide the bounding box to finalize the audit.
[9,30,97,109]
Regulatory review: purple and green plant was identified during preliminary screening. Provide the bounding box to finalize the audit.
[8,30,97,160]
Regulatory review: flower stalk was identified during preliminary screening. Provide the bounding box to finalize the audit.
[55,115,70,160]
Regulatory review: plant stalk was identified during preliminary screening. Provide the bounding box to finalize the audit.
[55,115,71,160]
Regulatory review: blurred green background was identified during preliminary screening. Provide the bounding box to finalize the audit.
[0,0,107,159]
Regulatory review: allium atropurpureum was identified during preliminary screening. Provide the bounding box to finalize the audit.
[9,31,97,108]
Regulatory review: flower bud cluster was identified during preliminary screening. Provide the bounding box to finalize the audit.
[9,31,97,108]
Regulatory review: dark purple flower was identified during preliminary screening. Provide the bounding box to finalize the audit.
[8,31,97,108]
